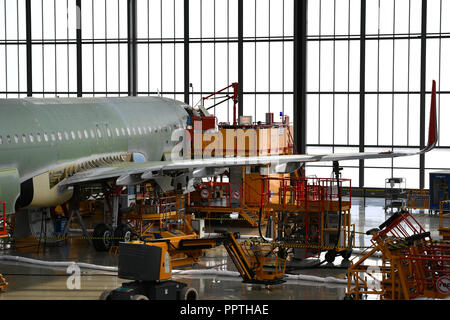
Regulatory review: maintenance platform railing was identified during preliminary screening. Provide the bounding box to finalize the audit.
[259,176,352,211]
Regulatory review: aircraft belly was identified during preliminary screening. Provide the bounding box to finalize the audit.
[26,172,73,208]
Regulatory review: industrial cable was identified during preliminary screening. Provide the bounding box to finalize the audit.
[0,255,118,272]
[333,161,343,251]
[257,207,269,243]
[1,273,117,277]
[0,255,353,286]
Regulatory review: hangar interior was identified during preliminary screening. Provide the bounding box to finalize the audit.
[0,0,449,301]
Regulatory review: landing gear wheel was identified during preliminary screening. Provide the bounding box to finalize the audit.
[179,287,198,300]
[113,224,133,245]
[99,290,112,300]
[131,295,149,300]
[92,223,113,252]
[343,293,355,300]
[341,249,352,260]
[325,250,336,264]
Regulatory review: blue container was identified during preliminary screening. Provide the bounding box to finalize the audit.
[54,216,67,235]
[429,171,450,211]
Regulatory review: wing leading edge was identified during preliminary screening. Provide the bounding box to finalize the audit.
[59,81,438,189]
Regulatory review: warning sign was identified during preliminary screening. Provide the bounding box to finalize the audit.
[436,276,450,294]
[232,190,241,200]
[200,188,209,199]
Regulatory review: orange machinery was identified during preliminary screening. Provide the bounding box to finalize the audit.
[346,210,450,300]
[100,230,287,300]
[261,176,354,262]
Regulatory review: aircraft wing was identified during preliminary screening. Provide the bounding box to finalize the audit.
[59,80,438,191]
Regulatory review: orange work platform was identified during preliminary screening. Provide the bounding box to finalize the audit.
[261,176,354,259]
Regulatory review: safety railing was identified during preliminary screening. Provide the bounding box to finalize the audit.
[198,181,244,208]
[135,194,178,215]
[259,176,352,209]
[378,210,425,239]
[397,241,450,298]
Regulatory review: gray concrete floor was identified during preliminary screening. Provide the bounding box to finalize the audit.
[0,197,443,300]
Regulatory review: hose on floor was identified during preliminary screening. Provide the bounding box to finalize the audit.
[0,255,350,285]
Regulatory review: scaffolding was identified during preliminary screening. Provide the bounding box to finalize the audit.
[262,176,354,260]
[186,170,274,227]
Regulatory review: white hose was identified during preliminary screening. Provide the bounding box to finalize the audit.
[0,254,350,285]
[202,233,273,241]
[172,268,350,285]
[0,255,118,272]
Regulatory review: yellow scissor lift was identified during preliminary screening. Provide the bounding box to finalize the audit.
[101,229,287,300]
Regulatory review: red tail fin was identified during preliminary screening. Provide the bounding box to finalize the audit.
[427,80,438,148]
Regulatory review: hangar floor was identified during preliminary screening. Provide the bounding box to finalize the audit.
[0,198,441,300]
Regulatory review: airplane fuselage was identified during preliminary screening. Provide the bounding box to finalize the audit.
[0,96,189,214]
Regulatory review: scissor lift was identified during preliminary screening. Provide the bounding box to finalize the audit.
[261,176,355,262]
